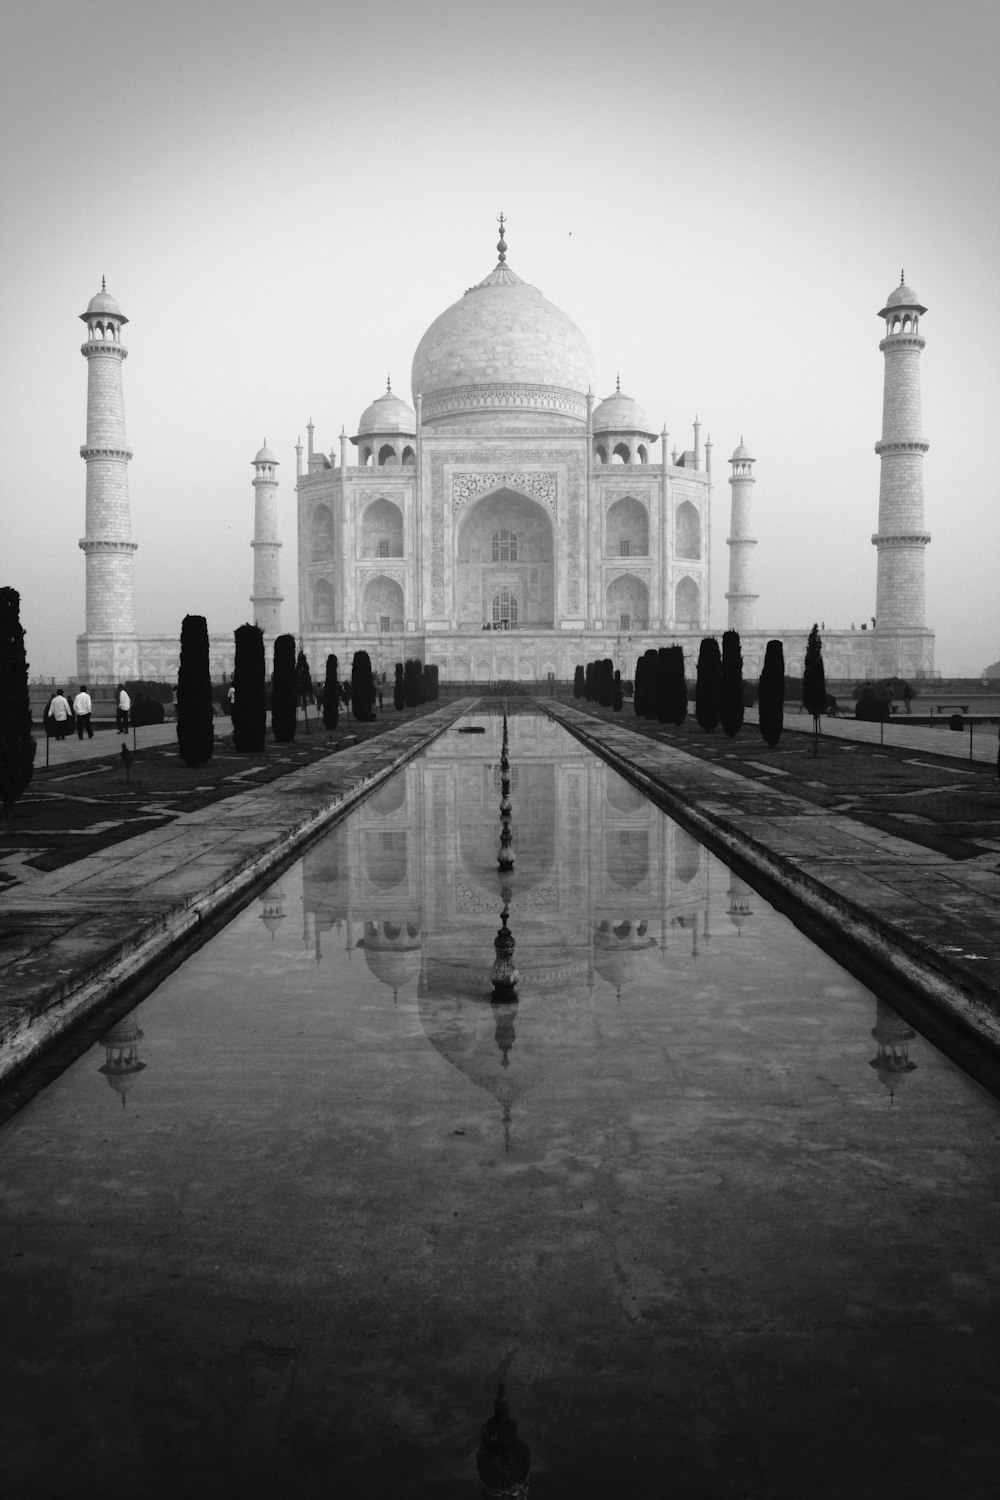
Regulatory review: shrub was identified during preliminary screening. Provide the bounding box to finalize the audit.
[695,637,721,732]
[271,634,298,742]
[352,650,377,721]
[757,639,785,747]
[855,684,891,721]
[132,694,167,727]
[176,614,214,766]
[720,630,744,738]
[124,679,173,704]
[232,623,266,752]
[0,588,36,817]
[323,655,340,731]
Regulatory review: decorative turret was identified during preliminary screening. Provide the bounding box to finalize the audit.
[591,375,658,465]
[250,440,282,636]
[726,438,758,631]
[351,376,416,467]
[872,271,931,643]
[77,279,139,679]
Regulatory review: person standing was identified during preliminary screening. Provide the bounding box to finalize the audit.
[50,689,72,740]
[73,685,93,739]
[116,685,131,736]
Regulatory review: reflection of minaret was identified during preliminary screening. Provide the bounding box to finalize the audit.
[476,1382,531,1498]
[727,873,754,936]
[98,1010,146,1107]
[868,998,917,1101]
[258,882,286,941]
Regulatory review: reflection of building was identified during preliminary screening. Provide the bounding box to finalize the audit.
[869,998,918,1101]
[258,882,287,941]
[97,1009,146,1106]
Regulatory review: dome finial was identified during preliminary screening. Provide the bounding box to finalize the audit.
[386,372,391,393]
[900,268,905,285]
[101,275,106,292]
[616,371,621,394]
[496,212,507,264]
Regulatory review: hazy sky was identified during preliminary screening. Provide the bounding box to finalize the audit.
[2,0,997,678]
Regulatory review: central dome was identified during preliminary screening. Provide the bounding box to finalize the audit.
[411,257,595,426]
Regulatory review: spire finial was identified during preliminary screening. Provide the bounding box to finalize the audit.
[386,372,392,393]
[616,371,621,394]
[900,268,905,285]
[101,275,106,292]
[496,212,507,263]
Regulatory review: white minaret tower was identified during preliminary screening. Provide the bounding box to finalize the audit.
[873,273,931,648]
[77,279,139,680]
[250,441,282,636]
[726,439,758,631]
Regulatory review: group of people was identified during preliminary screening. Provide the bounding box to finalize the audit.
[44,686,132,740]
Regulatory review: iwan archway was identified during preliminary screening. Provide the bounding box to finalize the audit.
[454,488,555,629]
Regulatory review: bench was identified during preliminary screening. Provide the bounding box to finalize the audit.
[932,703,969,714]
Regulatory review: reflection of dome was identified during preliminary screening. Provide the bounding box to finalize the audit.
[97,1011,146,1106]
[356,384,416,437]
[869,999,917,1099]
[592,919,658,993]
[411,243,595,423]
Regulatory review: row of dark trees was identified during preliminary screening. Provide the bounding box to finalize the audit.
[571,625,831,751]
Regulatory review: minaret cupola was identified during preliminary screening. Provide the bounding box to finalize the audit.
[351,376,417,467]
[591,375,658,465]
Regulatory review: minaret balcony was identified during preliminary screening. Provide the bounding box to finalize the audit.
[874,439,929,456]
[870,532,931,548]
[80,445,133,462]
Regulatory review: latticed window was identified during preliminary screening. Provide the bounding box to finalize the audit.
[619,538,631,557]
[492,529,517,563]
[619,613,631,632]
[491,589,518,629]
[379,615,391,634]
[377,539,390,558]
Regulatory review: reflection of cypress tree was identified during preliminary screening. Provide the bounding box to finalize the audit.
[232,623,266,752]
[0,587,36,817]
[322,654,339,730]
[271,633,297,743]
[695,636,722,732]
[177,614,214,766]
[758,639,785,747]
[720,629,744,738]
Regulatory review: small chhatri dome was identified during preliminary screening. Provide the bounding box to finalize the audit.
[880,271,926,317]
[356,377,417,436]
[591,380,655,436]
[731,437,754,462]
[81,277,127,324]
[253,441,277,465]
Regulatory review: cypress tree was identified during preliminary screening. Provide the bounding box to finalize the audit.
[612,669,623,712]
[720,630,745,739]
[296,648,314,734]
[352,649,377,721]
[271,633,297,742]
[655,647,671,724]
[802,623,827,757]
[393,662,405,712]
[176,613,214,766]
[667,645,688,726]
[404,658,421,708]
[758,639,785,748]
[600,658,614,708]
[0,588,36,818]
[322,654,340,731]
[640,649,659,719]
[573,664,585,699]
[695,637,722,732]
[232,623,266,752]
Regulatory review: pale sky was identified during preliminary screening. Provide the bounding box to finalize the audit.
[2,0,998,678]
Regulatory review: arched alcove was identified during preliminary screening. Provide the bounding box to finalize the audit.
[361,497,404,558]
[362,575,404,633]
[675,575,700,625]
[606,496,648,557]
[312,577,336,627]
[605,573,649,631]
[675,501,701,559]
[455,487,555,628]
[361,831,407,889]
[312,503,335,554]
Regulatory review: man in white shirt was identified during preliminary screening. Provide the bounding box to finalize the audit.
[73,686,93,740]
[49,690,72,741]
[116,686,131,736]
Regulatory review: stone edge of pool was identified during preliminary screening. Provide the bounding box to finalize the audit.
[543,701,1000,1077]
[0,701,473,1089]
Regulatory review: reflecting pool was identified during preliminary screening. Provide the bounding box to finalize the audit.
[1,711,998,1499]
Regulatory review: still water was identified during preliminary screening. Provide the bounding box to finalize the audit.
[2,711,998,1499]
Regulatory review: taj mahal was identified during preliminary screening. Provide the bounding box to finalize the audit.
[76,221,934,685]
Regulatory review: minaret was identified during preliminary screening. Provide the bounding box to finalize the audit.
[726,439,758,631]
[250,441,282,636]
[873,273,931,637]
[77,279,138,679]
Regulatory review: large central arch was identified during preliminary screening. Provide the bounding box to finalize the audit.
[455,487,555,629]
